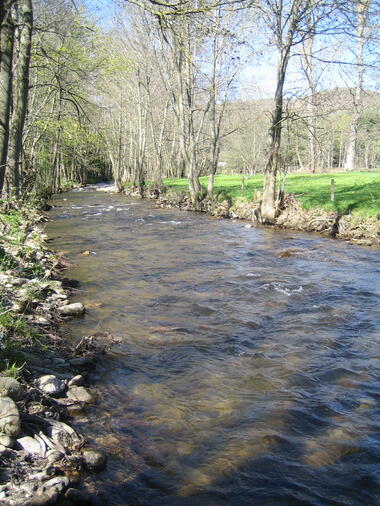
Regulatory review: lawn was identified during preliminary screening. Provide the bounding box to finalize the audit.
[164,171,380,217]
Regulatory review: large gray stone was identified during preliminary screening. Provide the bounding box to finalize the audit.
[36,375,65,397]
[58,303,85,316]
[0,377,25,401]
[0,396,20,436]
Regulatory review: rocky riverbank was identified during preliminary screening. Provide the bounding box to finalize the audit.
[122,185,379,248]
[0,201,107,505]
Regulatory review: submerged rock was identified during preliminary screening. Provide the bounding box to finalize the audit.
[67,386,94,404]
[0,377,25,401]
[65,487,96,505]
[82,448,107,470]
[69,357,94,369]
[58,303,85,316]
[36,375,65,397]
[0,397,21,436]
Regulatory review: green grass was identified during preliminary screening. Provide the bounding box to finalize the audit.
[164,171,380,217]
[0,307,39,341]
[0,360,25,379]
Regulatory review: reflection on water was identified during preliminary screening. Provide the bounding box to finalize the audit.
[47,190,380,505]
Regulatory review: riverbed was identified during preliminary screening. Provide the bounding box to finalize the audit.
[47,188,380,505]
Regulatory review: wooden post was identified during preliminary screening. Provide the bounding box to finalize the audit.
[330,178,335,202]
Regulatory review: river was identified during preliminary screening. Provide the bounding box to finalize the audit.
[46,188,380,505]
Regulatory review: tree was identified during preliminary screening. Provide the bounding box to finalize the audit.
[7,0,33,196]
[344,0,371,171]
[0,0,15,196]
[258,0,338,223]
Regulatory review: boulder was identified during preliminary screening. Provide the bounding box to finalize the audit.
[58,303,85,316]
[36,375,65,397]
[0,377,25,401]
[0,396,20,436]
[82,448,107,471]
[67,386,94,404]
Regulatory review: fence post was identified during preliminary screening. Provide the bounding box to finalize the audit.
[330,178,335,202]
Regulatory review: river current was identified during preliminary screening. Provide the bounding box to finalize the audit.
[46,188,380,505]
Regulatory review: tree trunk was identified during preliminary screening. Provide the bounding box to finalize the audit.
[0,1,14,196]
[304,32,317,173]
[344,0,369,171]
[8,0,33,196]
[260,54,287,224]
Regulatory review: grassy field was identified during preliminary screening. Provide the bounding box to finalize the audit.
[164,171,380,217]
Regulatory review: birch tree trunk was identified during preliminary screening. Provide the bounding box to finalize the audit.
[260,49,289,223]
[344,0,370,171]
[0,0,14,196]
[303,27,317,173]
[8,0,33,196]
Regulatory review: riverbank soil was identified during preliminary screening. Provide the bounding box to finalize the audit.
[0,201,106,505]
[142,172,379,247]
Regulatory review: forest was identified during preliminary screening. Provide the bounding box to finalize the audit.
[0,0,379,223]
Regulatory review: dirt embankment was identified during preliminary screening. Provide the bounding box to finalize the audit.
[125,186,379,248]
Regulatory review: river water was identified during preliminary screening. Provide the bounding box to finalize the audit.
[46,188,380,505]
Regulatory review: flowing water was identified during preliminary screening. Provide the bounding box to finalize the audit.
[46,188,380,505]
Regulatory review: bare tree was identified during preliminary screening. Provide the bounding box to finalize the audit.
[344,0,371,171]
[258,0,336,223]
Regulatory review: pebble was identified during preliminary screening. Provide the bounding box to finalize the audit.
[52,357,67,365]
[0,396,21,436]
[36,374,66,396]
[0,377,25,401]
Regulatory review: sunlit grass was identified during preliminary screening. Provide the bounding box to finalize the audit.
[164,171,380,217]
